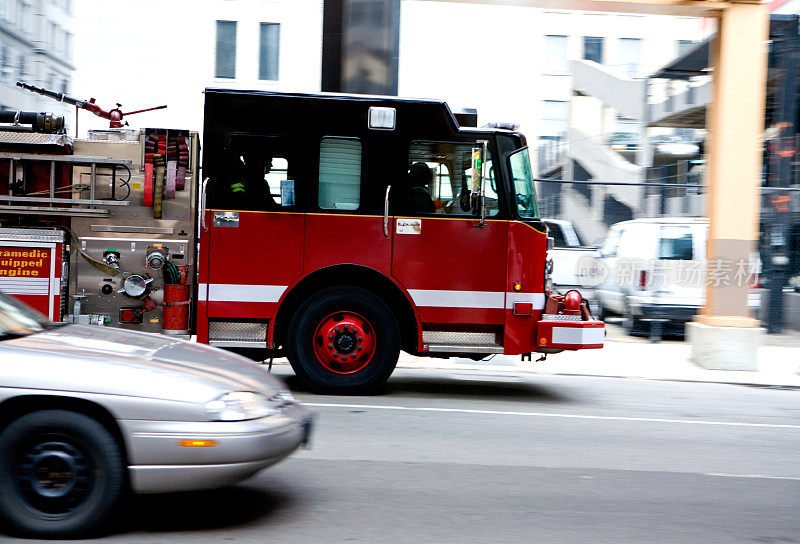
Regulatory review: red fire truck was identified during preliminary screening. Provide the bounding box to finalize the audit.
[0,89,603,394]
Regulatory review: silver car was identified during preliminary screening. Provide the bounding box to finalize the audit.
[0,292,312,538]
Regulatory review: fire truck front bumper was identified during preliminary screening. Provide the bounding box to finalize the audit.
[535,316,605,351]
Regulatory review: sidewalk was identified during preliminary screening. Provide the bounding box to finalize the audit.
[395,324,800,388]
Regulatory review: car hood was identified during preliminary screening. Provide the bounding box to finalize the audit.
[0,324,286,404]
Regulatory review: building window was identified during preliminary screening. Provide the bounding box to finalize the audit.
[677,39,695,56]
[17,53,25,80]
[0,45,8,81]
[215,20,237,79]
[583,36,604,64]
[259,23,280,81]
[543,35,568,73]
[65,31,72,58]
[541,100,569,139]
[318,137,362,210]
[619,37,642,78]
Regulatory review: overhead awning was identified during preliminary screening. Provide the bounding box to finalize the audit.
[651,40,710,80]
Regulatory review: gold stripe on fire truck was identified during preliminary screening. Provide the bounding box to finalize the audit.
[208,208,542,229]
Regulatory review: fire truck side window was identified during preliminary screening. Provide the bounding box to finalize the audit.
[405,142,499,217]
[318,137,362,210]
[220,134,293,211]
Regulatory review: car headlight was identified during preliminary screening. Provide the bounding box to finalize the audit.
[204,391,278,421]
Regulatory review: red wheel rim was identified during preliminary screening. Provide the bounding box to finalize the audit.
[312,311,376,374]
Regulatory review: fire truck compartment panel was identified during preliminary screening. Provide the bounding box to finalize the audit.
[0,228,67,321]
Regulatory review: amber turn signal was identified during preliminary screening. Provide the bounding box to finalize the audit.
[178,440,218,447]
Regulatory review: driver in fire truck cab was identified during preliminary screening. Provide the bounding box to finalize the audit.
[225,135,292,208]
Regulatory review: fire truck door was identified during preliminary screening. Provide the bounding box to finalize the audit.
[203,136,304,324]
[304,137,392,275]
[391,142,508,326]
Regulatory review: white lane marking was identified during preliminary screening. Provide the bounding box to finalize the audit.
[304,403,800,430]
[704,473,800,481]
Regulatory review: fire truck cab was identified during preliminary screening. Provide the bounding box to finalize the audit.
[199,90,603,393]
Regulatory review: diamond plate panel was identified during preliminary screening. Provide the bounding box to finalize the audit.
[540,314,583,322]
[0,132,72,146]
[422,331,498,346]
[209,321,267,342]
[0,227,66,243]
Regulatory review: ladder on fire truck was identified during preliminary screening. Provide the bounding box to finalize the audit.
[0,151,133,217]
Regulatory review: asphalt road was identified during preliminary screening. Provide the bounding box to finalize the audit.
[15,368,800,544]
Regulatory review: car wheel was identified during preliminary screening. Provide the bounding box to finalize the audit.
[0,410,125,538]
[622,301,646,336]
[286,286,400,394]
[594,301,607,321]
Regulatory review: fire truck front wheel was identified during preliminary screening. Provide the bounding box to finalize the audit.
[286,287,400,394]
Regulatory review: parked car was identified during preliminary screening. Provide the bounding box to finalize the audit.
[608,132,640,151]
[595,217,707,338]
[0,292,312,538]
[652,135,700,156]
[543,219,602,294]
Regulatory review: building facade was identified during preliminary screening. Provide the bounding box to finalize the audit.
[71,0,323,135]
[0,0,74,123]
[69,1,705,146]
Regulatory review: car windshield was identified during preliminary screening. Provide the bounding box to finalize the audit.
[0,291,51,339]
[508,147,538,218]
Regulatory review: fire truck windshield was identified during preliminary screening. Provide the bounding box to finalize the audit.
[508,147,538,218]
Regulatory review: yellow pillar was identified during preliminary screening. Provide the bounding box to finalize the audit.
[689,2,769,369]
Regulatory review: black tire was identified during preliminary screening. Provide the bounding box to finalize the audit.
[0,410,126,538]
[622,299,646,337]
[594,301,607,321]
[286,286,400,394]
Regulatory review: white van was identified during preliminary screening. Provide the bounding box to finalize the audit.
[594,217,746,337]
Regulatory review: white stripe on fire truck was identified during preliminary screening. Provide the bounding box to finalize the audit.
[198,283,546,311]
[408,289,507,309]
[551,326,605,345]
[504,292,546,310]
[206,284,287,303]
[0,277,50,296]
